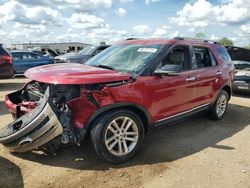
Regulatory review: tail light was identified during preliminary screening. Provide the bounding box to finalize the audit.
[0,55,12,64]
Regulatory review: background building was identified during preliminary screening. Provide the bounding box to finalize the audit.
[11,42,91,53]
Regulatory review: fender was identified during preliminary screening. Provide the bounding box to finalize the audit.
[83,102,151,133]
[212,83,232,105]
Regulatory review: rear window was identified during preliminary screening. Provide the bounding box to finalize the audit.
[217,47,232,64]
[193,47,217,68]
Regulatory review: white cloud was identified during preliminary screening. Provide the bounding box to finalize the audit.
[151,25,179,39]
[171,0,250,29]
[162,25,171,30]
[152,28,167,38]
[8,28,50,43]
[213,1,249,24]
[168,31,179,38]
[17,0,113,12]
[210,35,219,41]
[0,29,6,36]
[116,8,127,17]
[120,0,133,2]
[68,13,106,30]
[145,0,160,5]
[88,25,127,44]
[55,33,83,42]
[240,24,250,35]
[14,23,47,31]
[171,0,212,28]
[231,24,250,46]
[0,1,62,26]
[133,24,150,34]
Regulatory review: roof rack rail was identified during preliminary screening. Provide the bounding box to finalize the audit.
[173,37,220,45]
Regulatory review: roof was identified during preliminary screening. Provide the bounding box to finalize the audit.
[117,38,175,45]
[117,38,221,46]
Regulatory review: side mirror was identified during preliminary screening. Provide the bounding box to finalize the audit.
[154,64,181,76]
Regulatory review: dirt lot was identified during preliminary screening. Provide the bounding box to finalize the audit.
[0,77,249,188]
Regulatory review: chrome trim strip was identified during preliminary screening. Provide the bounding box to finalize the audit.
[155,103,210,123]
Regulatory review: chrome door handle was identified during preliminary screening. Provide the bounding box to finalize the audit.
[217,71,222,75]
[186,77,196,81]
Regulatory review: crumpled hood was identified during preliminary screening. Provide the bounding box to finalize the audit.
[24,63,131,85]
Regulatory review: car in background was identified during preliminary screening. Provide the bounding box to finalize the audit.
[54,45,110,64]
[30,49,60,58]
[232,60,250,94]
[226,46,250,94]
[10,51,54,74]
[0,44,14,78]
[41,48,60,58]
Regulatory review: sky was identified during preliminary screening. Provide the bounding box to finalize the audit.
[0,0,250,47]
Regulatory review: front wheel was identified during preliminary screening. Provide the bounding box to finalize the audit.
[209,90,229,120]
[90,110,144,164]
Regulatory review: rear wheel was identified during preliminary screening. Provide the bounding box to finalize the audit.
[209,90,229,120]
[90,110,144,163]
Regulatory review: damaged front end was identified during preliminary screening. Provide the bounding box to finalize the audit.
[0,81,82,153]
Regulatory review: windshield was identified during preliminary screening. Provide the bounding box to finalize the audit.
[79,46,96,55]
[86,44,163,74]
[233,60,250,69]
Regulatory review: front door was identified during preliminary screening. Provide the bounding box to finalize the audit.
[149,45,198,122]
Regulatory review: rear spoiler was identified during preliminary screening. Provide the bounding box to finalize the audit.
[225,46,250,62]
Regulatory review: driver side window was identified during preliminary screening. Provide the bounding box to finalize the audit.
[156,46,190,72]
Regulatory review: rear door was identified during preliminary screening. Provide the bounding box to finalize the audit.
[187,45,223,106]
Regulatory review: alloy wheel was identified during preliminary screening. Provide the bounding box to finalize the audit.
[216,94,228,117]
[104,116,139,156]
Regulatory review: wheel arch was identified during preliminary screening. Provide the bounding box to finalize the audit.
[84,102,151,134]
[221,85,232,100]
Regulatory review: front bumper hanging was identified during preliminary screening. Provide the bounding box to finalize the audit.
[0,88,63,152]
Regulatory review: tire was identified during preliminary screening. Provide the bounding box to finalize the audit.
[90,110,144,164]
[209,90,229,120]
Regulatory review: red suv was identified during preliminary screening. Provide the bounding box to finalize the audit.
[0,38,235,163]
[0,44,14,78]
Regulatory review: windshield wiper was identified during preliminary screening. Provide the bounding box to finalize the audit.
[97,64,115,70]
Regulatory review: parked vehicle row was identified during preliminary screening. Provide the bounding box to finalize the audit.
[226,46,250,94]
[2,45,109,75]
[54,45,110,64]
[10,51,54,74]
[0,38,235,163]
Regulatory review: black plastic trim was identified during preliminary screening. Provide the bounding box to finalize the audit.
[153,104,210,128]
[83,102,151,132]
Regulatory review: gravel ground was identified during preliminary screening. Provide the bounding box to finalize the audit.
[0,77,249,188]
